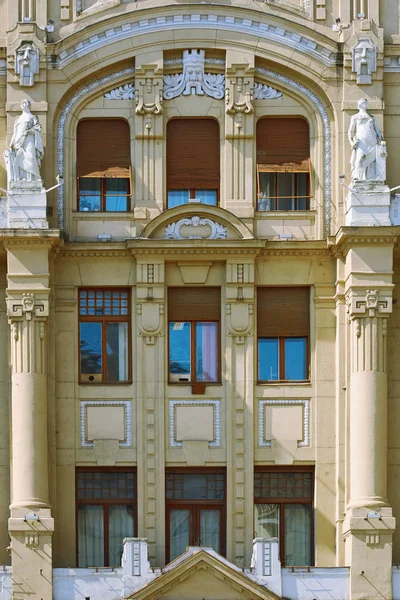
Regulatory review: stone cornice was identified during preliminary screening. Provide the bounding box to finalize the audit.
[328,227,399,258]
[0,230,61,253]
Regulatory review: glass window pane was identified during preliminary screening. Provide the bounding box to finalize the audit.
[106,179,129,193]
[105,196,128,212]
[258,338,279,381]
[78,505,104,567]
[258,172,275,211]
[168,189,190,209]
[196,322,218,382]
[284,338,307,380]
[195,189,217,205]
[182,474,207,499]
[105,179,129,212]
[80,322,102,378]
[254,504,279,539]
[297,173,308,210]
[277,173,294,210]
[106,322,129,382]
[109,505,134,567]
[200,509,220,552]
[169,509,190,561]
[284,504,311,566]
[169,322,191,381]
[79,178,101,212]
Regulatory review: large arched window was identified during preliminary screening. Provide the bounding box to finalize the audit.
[167,118,220,208]
[256,117,311,211]
[77,119,131,212]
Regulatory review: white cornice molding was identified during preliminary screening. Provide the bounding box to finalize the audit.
[56,13,337,69]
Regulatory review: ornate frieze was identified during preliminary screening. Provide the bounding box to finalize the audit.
[163,50,225,100]
[165,216,227,240]
[15,42,39,87]
[104,82,135,99]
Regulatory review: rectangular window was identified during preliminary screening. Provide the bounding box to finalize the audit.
[256,117,311,211]
[79,289,130,383]
[257,287,310,382]
[166,470,226,563]
[76,469,136,567]
[167,119,220,208]
[254,468,314,567]
[168,288,220,383]
[77,119,131,212]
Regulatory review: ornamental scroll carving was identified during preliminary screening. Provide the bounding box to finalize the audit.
[226,302,253,344]
[163,50,225,100]
[165,216,227,240]
[253,82,283,100]
[104,83,135,100]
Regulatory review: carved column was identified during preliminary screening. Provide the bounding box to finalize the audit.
[6,239,56,600]
[135,259,165,565]
[225,259,254,566]
[224,52,255,220]
[134,59,163,218]
[341,237,396,600]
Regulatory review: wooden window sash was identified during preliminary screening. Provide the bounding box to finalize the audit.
[257,161,312,208]
[77,177,131,212]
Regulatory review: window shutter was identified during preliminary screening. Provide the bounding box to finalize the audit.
[257,287,310,337]
[167,119,220,189]
[168,288,221,321]
[256,118,309,167]
[77,119,131,177]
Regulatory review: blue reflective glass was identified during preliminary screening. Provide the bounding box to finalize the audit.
[168,190,190,209]
[284,338,307,380]
[79,178,101,211]
[195,189,217,205]
[169,322,191,379]
[80,322,102,375]
[258,338,279,381]
[105,179,129,212]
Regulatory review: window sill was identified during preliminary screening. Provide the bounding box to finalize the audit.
[79,381,132,386]
[257,380,311,386]
[255,210,317,220]
[168,381,222,386]
[73,211,133,220]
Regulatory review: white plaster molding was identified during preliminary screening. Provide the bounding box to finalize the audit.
[253,82,283,100]
[165,216,227,240]
[258,399,310,448]
[163,50,225,100]
[56,14,337,69]
[255,65,331,236]
[383,56,400,72]
[80,400,132,448]
[169,400,220,448]
[104,82,135,99]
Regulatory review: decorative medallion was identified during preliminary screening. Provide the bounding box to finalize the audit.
[165,215,228,240]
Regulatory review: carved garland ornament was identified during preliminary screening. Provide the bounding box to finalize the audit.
[104,82,135,100]
[165,216,227,240]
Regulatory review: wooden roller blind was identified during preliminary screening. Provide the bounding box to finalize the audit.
[256,118,310,167]
[167,119,220,189]
[257,287,310,337]
[77,119,131,177]
[168,288,221,321]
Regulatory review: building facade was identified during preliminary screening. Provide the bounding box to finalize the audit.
[0,0,400,599]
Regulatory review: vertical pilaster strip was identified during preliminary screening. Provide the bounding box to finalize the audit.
[136,259,165,565]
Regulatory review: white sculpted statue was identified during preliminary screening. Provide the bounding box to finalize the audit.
[348,98,386,182]
[4,99,44,185]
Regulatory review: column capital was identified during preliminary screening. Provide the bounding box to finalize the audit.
[7,291,49,322]
[346,287,392,321]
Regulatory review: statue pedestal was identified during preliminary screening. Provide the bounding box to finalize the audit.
[346,182,391,227]
[8,181,48,229]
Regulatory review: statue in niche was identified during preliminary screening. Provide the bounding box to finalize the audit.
[352,38,376,85]
[4,100,44,185]
[348,99,386,182]
[15,41,39,87]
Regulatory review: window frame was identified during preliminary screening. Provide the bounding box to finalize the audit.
[256,161,312,212]
[167,187,220,209]
[254,466,314,567]
[75,467,137,568]
[78,287,132,385]
[168,320,221,384]
[165,468,226,563]
[77,176,132,213]
[257,336,310,383]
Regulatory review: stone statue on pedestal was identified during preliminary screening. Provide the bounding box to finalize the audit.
[4,99,44,186]
[348,98,386,182]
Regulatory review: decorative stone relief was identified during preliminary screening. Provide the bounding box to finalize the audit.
[137,302,164,344]
[15,42,39,87]
[347,289,392,320]
[169,400,220,448]
[258,399,310,448]
[226,77,253,115]
[165,216,227,240]
[226,302,253,344]
[163,50,225,100]
[352,38,376,85]
[253,82,283,100]
[80,400,131,448]
[104,82,135,100]
[7,293,49,321]
[348,99,386,182]
[136,77,162,115]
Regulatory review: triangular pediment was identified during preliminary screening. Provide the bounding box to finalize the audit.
[128,548,279,600]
